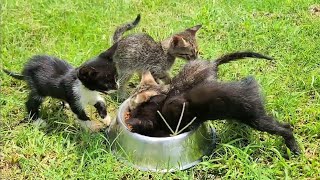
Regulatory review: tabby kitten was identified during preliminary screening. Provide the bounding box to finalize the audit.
[112,14,201,99]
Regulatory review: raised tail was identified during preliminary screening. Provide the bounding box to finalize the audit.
[214,51,273,66]
[113,14,141,43]
[3,69,24,80]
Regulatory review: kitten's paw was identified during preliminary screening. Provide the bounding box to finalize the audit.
[60,101,70,109]
[117,91,129,102]
[32,118,48,127]
[64,102,70,109]
[101,114,112,126]
[76,120,105,132]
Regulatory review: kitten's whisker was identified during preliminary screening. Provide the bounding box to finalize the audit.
[157,110,175,135]
[177,116,197,135]
[174,102,185,134]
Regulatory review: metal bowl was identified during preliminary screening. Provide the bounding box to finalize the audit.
[106,99,216,172]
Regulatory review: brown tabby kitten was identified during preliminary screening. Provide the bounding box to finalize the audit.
[112,14,201,99]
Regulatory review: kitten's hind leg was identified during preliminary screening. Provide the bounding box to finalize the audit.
[116,72,133,101]
[26,92,44,120]
[248,116,300,154]
[152,71,171,84]
[25,92,47,127]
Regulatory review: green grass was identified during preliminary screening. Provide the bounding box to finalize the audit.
[1,0,319,179]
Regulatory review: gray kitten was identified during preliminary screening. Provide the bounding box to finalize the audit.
[112,14,201,99]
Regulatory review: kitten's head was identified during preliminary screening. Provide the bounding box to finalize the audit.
[167,25,202,61]
[129,71,169,110]
[78,59,117,93]
[161,95,191,125]
[127,94,167,135]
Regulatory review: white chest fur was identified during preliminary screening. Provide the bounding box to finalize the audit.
[72,80,104,108]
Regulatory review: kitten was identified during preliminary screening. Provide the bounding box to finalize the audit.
[3,49,117,132]
[167,51,273,98]
[112,14,202,99]
[128,51,272,110]
[161,77,300,154]
[128,71,169,110]
[127,94,167,137]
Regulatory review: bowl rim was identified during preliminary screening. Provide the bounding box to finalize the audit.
[117,99,199,142]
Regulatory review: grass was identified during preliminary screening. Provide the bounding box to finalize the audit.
[1,0,319,179]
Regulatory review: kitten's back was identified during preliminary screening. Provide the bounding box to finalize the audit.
[114,33,167,72]
[23,55,74,97]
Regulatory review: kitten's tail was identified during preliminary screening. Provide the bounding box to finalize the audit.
[113,14,141,43]
[214,51,273,66]
[2,69,24,80]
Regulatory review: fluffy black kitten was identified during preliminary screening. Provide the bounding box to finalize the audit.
[127,94,168,137]
[161,77,300,154]
[3,47,117,131]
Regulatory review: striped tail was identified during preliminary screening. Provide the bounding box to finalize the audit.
[113,14,141,43]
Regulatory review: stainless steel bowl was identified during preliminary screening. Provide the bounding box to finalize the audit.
[106,99,216,172]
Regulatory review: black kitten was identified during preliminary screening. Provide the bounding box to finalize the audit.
[162,77,300,154]
[127,94,167,137]
[3,47,117,132]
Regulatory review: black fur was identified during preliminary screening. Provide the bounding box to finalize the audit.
[167,51,273,99]
[127,94,167,137]
[161,77,300,154]
[127,51,299,154]
[128,51,274,134]
[3,49,117,122]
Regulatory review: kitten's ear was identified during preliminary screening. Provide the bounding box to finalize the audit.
[140,71,157,86]
[186,24,202,36]
[171,35,187,47]
[78,66,98,79]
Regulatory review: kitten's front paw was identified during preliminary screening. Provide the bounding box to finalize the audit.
[126,118,143,133]
[32,118,48,128]
[101,114,112,126]
[76,120,105,132]
[117,91,129,102]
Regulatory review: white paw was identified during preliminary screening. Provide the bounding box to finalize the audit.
[76,120,105,132]
[101,114,112,126]
[64,102,70,109]
[106,89,117,94]
[32,118,47,127]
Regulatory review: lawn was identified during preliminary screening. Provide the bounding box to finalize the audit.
[1,0,319,179]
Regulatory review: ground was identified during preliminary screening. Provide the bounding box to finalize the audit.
[1,0,319,179]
